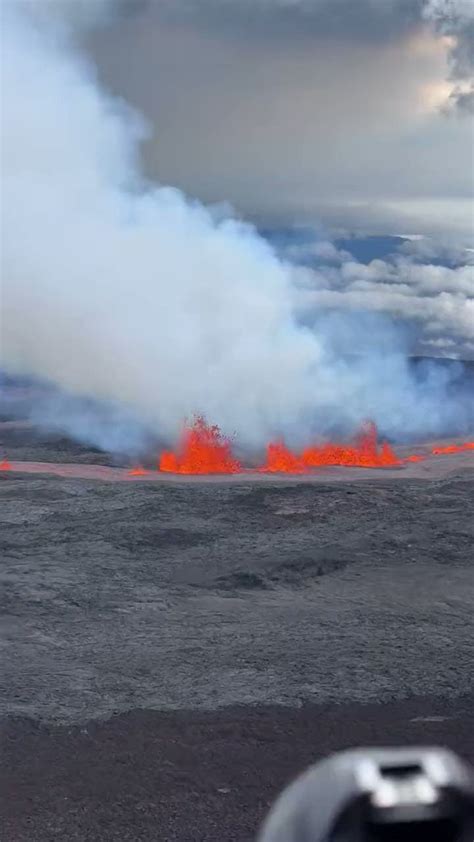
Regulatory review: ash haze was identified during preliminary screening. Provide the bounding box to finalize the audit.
[1,0,473,454]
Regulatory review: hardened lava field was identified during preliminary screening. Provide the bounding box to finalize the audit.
[1,418,474,842]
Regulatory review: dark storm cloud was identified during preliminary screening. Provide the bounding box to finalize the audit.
[448,35,474,110]
[155,0,424,43]
[14,0,474,235]
[423,1,474,110]
[449,85,474,111]
[137,1,474,64]
[448,20,474,78]
[143,0,474,109]
[41,0,474,100]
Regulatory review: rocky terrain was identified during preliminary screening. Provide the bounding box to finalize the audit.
[1,419,473,840]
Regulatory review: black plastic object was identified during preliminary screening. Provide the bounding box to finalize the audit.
[258,747,474,842]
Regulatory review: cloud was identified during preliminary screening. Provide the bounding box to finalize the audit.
[36,0,472,110]
[291,242,474,359]
[118,1,474,103]
[155,0,424,42]
[81,0,474,238]
[423,0,474,109]
[398,235,474,264]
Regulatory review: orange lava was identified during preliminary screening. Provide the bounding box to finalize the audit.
[259,421,400,473]
[403,454,426,463]
[159,418,403,475]
[159,416,242,475]
[303,422,400,469]
[128,465,149,476]
[262,441,306,474]
[0,459,12,471]
[432,442,474,455]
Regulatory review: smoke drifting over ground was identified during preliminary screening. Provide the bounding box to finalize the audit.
[1,1,473,455]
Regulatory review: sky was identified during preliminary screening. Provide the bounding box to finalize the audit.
[84,0,474,241]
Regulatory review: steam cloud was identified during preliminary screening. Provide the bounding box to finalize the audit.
[1,1,473,454]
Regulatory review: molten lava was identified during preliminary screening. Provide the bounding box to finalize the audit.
[155,416,474,476]
[262,442,306,474]
[0,458,12,471]
[299,421,400,469]
[159,418,403,474]
[128,465,149,476]
[259,421,400,472]
[432,442,474,455]
[159,416,242,474]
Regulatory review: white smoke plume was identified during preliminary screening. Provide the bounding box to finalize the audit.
[1,1,473,454]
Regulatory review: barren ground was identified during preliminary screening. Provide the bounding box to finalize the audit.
[1,420,474,841]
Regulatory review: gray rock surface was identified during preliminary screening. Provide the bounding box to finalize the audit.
[1,469,473,723]
[1,423,473,841]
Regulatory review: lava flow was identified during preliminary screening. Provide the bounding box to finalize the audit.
[261,421,400,472]
[432,442,474,455]
[159,417,401,475]
[303,421,400,469]
[159,416,242,474]
[128,466,149,476]
[262,442,307,474]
